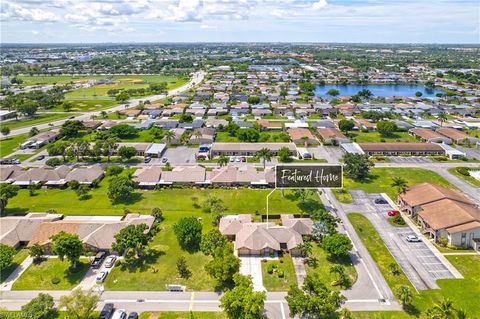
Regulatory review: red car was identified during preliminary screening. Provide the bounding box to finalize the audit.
[387,210,400,217]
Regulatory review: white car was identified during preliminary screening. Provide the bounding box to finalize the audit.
[96,271,108,283]
[111,309,127,319]
[406,235,421,242]
[104,256,117,268]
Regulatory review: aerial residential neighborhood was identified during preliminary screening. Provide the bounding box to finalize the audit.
[0,1,479,319]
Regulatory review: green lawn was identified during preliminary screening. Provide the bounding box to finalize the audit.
[332,189,353,204]
[261,254,297,291]
[0,113,79,130]
[0,134,28,157]
[6,180,318,216]
[12,258,89,290]
[140,312,226,319]
[18,75,188,87]
[214,131,290,143]
[348,131,418,143]
[0,249,29,283]
[349,213,480,318]
[448,167,480,187]
[347,213,413,291]
[305,244,357,290]
[50,99,118,112]
[344,168,455,200]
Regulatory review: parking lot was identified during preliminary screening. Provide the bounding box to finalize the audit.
[389,156,433,163]
[161,146,197,166]
[349,190,455,290]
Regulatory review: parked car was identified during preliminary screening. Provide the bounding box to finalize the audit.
[91,251,107,269]
[96,271,108,283]
[240,156,246,162]
[111,309,127,319]
[374,198,388,204]
[104,256,117,268]
[69,116,75,119]
[162,157,168,163]
[99,303,114,319]
[229,156,235,162]
[11,158,20,164]
[36,155,45,161]
[144,157,152,163]
[387,210,400,217]
[127,312,138,319]
[406,235,421,242]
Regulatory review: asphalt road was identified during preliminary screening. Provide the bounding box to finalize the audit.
[8,71,205,137]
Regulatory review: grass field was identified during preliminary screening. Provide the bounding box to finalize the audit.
[448,167,480,187]
[139,312,226,319]
[261,255,297,291]
[332,188,353,203]
[349,213,480,318]
[50,99,118,112]
[6,178,318,216]
[0,249,28,283]
[305,244,357,290]
[12,258,89,290]
[348,131,418,143]
[343,167,455,200]
[18,75,189,86]
[214,131,290,143]
[0,134,28,157]
[0,113,78,130]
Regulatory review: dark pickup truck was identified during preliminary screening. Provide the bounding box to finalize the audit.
[91,251,106,269]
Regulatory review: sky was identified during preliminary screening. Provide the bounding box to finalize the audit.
[0,0,479,44]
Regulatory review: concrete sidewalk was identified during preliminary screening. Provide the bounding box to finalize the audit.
[1,256,34,291]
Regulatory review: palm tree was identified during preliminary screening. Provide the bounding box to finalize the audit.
[437,113,448,127]
[433,298,455,319]
[330,265,347,287]
[339,308,352,319]
[255,148,273,169]
[456,309,468,319]
[391,177,408,195]
[395,285,413,309]
[164,130,175,144]
[103,138,118,162]
[217,155,229,167]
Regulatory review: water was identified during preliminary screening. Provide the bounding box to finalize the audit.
[315,84,443,97]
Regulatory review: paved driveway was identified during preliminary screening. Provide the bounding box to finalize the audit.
[347,191,456,290]
[239,256,265,292]
[162,147,197,166]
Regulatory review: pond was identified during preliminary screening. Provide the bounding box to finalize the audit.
[315,84,443,97]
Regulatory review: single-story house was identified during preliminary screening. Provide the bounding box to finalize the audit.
[409,128,452,144]
[287,128,319,145]
[436,128,479,144]
[189,128,215,145]
[316,128,350,144]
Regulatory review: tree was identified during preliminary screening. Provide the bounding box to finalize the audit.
[391,177,408,194]
[112,224,149,257]
[47,141,70,161]
[179,113,194,123]
[59,289,99,319]
[17,101,38,117]
[339,308,352,319]
[115,91,129,102]
[21,293,55,319]
[151,207,164,221]
[357,89,373,99]
[0,244,16,269]
[277,147,292,162]
[117,146,137,160]
[377,120,397,137]
[29,243,45,262]
[109,124,138,138]
[321,233,352,258]
[205,243,240,285]
[1,127,10,137]
[395,285,413,309]
[297,240,313,258]
[176,256,191,278]
[330,265,349,288]
[426,298,456,319]
[29,127,39,137]
[342,153,373,181]
[255,148,273,169]
[60,120,84,138]
[50,232,84,270]
[0,183,19,214]
[286,273,346,319]
[338,119,355,133]
[294,189,313,203]
[100,138,118,162]
[173,217,202,251]
[200,229,228,256]
[46,158,62,167]
[220,274,266,319]
[164,130,175,144]
[326,89,340,97]
[437,113,448,127]
[106,166,124,177]
[107,176,134,203]
[247,96,261,104]
[237,128,259,142]
[75,184,90,200]
[415,91,423,97]
[62,101,74,112]
[217,154,229,167]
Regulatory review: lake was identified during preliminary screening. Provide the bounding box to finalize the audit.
[315,84,443,97]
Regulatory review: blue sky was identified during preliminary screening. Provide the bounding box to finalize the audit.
[1,0,479,44]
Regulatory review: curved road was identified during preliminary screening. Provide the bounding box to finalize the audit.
[8,71,206,137]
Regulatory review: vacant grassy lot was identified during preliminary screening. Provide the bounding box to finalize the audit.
[6,179,319,216]
[305,244,357,290]
[348,131,418,143]
[344,168,455,200]
[12,258,89,290]
[50,99,118,112]
[448,167,480,187]
[349,213,480,318]
[0,113,78,130]
[261,254,297,291]
[0,249,28,283]
[215,131,290,143]
[0,134,28,157]
[139,312,226,319]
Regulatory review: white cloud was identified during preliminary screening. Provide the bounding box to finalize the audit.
[200,23,217,29]
[169,0,203,22]
[312,0,327,11]
[1,1,59,22]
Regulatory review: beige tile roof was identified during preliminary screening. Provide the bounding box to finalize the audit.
[436,128,470,141]
[409,128,444,140]
[399,182,473,207]
[316,128,347,140]
[65,166,104,183]
[446,221,480,234]
[161,166,206,183]
[360,143,444,152]
[419,199,480,231]
[133,166,162,184]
